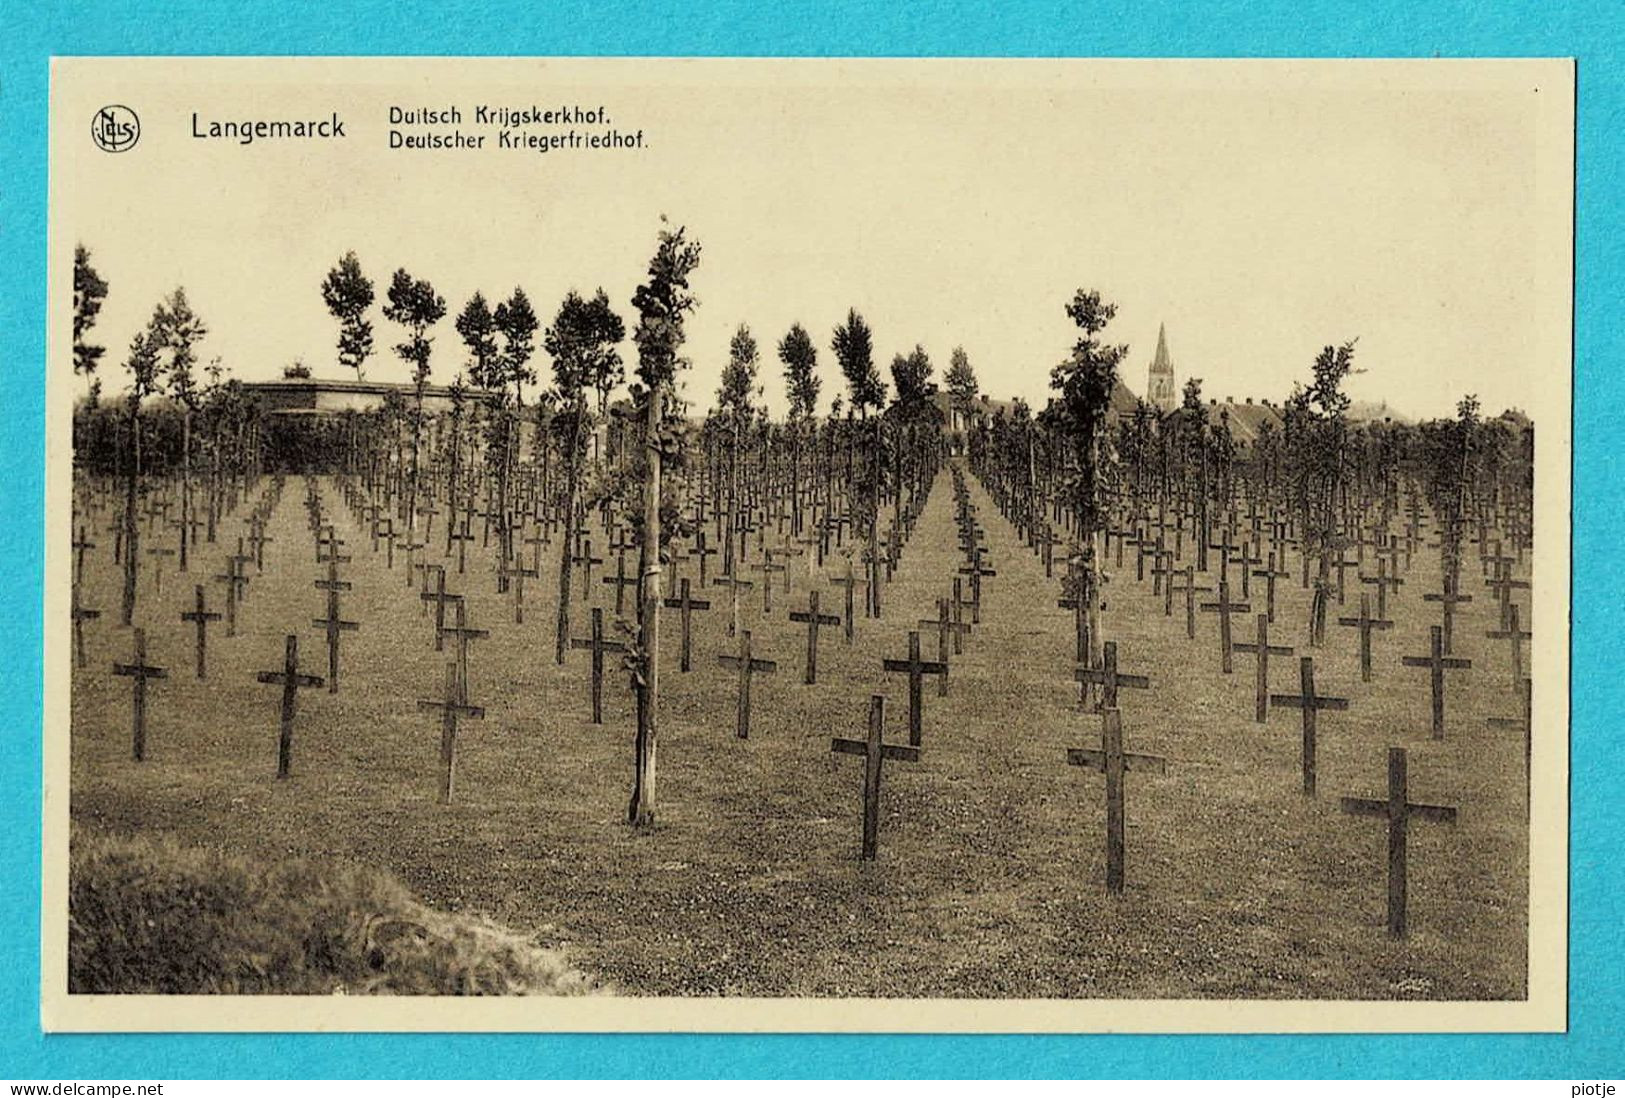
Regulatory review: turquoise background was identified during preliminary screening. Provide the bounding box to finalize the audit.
[3,0,1618,1079]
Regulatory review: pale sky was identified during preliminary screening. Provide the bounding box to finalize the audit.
[53,59,1571,421]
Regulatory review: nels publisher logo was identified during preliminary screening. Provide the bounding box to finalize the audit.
[91,105,139,152]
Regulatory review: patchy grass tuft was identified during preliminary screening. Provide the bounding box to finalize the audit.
[69,831,604,996]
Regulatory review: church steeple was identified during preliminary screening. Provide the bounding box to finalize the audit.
[1147,322,1176,413]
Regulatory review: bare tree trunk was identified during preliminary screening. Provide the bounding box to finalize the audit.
[121,400,140,626]
[629,387,663,827]
[554,408,584,664]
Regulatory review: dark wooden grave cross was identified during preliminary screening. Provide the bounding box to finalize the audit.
[213,553,249,638]
[829,561,863,644]
[1233,613,1293,723]
[438,600,489,706]
[602,552,640,616]
[1360,555,1404,619]
[1488,675,1534,811]
[316,524,350,565]
[418,660,485,805]
[312,558,359,693]
[693,531,718,589]
[1270,656,1348,796]
[1339,747,1457,937]
[661,578,711,672]
[256,633,323,779]
[1170,565,1211,640]
[1422,576,1473,654]
[145,542,176,595]
[1200,576,1251,674]
[789,590,841,684]
[112,627,166,762]
[414,560,443,618]
[830,695,919,861]
[1485,603,1531,681]
[1251,551,1289,623]
[957,556,996,624]
[71,586,101,670]
[574,538,603,598]
[1336,592,1394,683]
[1066,707,1167,895]
[570,606,627,724]
[420,570,462,653]
[447,521,476,575]
[882,631,948,748]
[180,585,222,679]
[750,556,786,613]
[1074,640,1149,712]
[501,558,539,624]
[1402,625,1472,739]
[73,527,95,586]
[1485,563,1531,631]
[919,598,967,698]
[718,629,777,739]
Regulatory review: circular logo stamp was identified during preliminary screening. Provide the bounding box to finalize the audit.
[91,105,140,153]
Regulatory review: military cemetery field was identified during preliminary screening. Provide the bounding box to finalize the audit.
[69,458,1532,1000]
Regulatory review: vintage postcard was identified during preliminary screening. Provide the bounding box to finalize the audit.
[43,57,1572,1032]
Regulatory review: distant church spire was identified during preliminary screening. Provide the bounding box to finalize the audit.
[1147,322,1176,413]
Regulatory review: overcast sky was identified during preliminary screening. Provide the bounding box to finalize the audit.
[54,59,1568,421]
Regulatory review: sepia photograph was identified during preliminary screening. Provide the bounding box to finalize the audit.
[43,57,1572,1033]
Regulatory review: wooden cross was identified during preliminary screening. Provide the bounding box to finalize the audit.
[500,558,539,624]
[1233,613,1293,723]
[246,518,273,571]
[212,554,249,637]
[829,561,863,644]
[750,557,785,613]
[919,597,968,697]
[830,694,919,861]
[1066,707,1167,895]
[418,660,485,805]
[145,543,176,595]
[179,585,222,679]
[1485,603,1531,681]
[1200,576,1250,674]
[1360,556,1404,619]
[1488,675,1534,811]
[71,588,101,670]
[256,633,323,779]
[420,570,463,652]
[1339,747,1457,937]
[789,590,841,684]
[570,606,627,724]
[882,631,948,747]
[1336,592,1394,683]
[692,531,718,588]
[438,600,489,705]
[1074,640,1150,711]
[112,627,166,762]
[1422,577,1473,653]
[312,560,360,694]
[718,628,777,739]
[573,538,603,597]
[602,552,640,616]
[316,525,350,565]
[661,578,711,673]
[1270,656,1348,796]
[1169,566,1211,640]
[72,526,96,586]
[1402,625,1472,739]
[447,521,476,575]
[957,557,996,624]
[1250,551,1288,623]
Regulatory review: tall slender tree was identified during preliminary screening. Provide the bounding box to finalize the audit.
[119,320,167,625]
[156,288,208,571]
[320,251,376,381]
[382,268,447,541]
[627,221,702,828]
[1045,289,1129,667]
[543,289,625,663]
[778,322,820,536]
[717,323,760,602]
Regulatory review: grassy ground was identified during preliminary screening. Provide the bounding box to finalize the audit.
[69,466,1530,998]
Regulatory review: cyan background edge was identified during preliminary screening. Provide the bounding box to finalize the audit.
[2,0,1618,1079]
